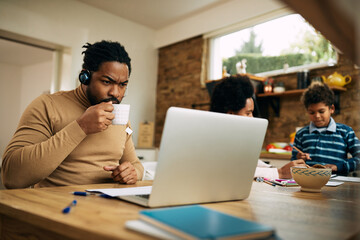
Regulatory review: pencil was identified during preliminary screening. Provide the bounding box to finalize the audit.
[292,146,304,154]
[263,180,276,187]
[292,146,311,162]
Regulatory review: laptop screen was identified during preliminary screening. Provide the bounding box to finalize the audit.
[148,107,268,207]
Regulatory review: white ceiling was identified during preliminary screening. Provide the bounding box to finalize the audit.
[3,0,356,67]
[0,38,53,66]
[0,0,230,66]
[75,0,229,30]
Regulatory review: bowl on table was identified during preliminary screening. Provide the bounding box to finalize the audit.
[290,166,332,192]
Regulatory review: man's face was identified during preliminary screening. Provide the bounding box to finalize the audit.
[235,98,254,117]
[85,61,129,105]
[307,102,334,128]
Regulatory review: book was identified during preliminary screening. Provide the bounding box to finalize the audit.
[274,179,299,187]
[137,205,274,240]
[331,176,360,183]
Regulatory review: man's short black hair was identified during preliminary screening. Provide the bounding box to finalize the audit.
[301,82,335,109]
[210,75,254,113]
[81,40,131,75]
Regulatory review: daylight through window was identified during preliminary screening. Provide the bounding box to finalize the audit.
[208,14,337,80]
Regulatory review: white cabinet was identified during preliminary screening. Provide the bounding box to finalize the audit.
[136,148,158,162]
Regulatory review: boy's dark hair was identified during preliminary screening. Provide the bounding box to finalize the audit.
[301,82,335,109]
[81,40,132,75]
[210,75,254,113]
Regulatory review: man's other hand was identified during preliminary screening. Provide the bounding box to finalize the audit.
[103,162,138,184]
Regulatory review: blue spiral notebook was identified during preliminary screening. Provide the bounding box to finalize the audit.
[137,205,275,240]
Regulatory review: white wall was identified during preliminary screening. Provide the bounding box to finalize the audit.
[0,0,158,145]
[155,0,286,48]
[0,63,22,161]
[0,60,53,164]
[20,61,53,113]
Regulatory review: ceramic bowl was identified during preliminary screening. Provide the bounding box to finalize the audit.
[273,86,285,93]
[271,142,288,148]
[291,167,332,192]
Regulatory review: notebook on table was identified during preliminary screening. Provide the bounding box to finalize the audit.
[126,205,275,240]
[92,107,268,207]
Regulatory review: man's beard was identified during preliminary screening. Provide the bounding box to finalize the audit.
[86,88,120,105]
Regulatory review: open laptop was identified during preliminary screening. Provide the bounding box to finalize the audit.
[119,107,268,207]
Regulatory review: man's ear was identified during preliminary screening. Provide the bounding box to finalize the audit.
[330,104,335,114]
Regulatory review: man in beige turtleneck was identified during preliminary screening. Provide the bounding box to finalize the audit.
[2,40,143,189]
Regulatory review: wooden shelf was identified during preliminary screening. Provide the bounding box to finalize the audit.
[205,74,266,102]
[256,86,346,117]
[257,86,346,97]
[205,73,266,84]
[242,73,266,82]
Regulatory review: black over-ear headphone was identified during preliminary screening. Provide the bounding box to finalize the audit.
[79,69,91,85]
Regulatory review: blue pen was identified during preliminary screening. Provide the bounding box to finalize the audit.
[72,191,90,196]
[62,200,77,214]
[99,194,113,198]
[72,191,112,198]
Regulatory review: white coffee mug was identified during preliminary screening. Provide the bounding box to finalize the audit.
[112,104,130,125]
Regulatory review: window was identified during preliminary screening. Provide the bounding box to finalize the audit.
[208,14,337,80]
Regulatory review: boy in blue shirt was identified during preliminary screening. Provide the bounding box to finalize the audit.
[292,82,360,175]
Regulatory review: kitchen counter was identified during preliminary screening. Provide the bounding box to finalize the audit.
[259,152,291,168]
[260,152,291,160]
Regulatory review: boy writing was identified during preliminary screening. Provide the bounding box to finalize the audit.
[291,82,360,175]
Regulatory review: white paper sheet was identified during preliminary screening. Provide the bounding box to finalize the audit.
[331,176,360,183]
[326,181,344,187]
[125,220,182,240]
[86,186,152,197]
[142,161,158,180]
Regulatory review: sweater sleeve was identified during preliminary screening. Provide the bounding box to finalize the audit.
[119,124,144,181]
[291,131,303,160]
[342,129,360,174]
[1,95,87,189]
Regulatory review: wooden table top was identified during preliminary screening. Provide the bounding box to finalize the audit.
[0,180,359,240]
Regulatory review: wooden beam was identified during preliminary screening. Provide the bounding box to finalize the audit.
[280,0,357,65]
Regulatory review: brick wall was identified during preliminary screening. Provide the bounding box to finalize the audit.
[155,36,360,147]
[263,55,360,145]
[155,36,209,147]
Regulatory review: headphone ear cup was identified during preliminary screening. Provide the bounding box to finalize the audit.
[79,70,91,85]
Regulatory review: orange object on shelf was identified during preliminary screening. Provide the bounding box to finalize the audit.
[290,132,296,144]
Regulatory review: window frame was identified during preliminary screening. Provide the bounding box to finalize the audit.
[204,9,338,81]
